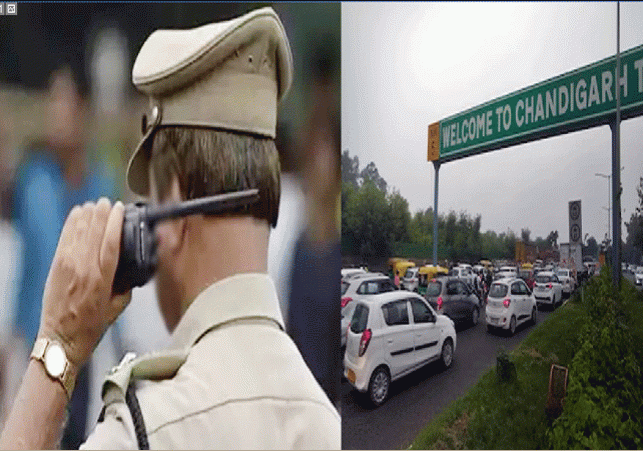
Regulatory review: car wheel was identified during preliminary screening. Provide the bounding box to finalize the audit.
[368,366,390,407]
[441,338,454,369]
[471,306,479,326]
[531,307,537,325]
[509,315,517,336]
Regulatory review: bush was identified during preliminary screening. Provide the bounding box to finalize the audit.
[548,269,643,449]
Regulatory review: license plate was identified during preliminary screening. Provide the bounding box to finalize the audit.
[488,316,499,324]
[347,369,356,384]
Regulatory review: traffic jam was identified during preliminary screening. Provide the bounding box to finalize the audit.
[340,258,589,407]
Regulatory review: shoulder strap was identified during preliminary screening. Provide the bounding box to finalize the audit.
[97,381,149,450]
[126,382,150,450]
[98,350,188,450]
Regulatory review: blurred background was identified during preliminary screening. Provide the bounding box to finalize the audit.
[0,2,340,445]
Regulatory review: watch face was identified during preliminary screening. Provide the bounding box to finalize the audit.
[44,342,66,378]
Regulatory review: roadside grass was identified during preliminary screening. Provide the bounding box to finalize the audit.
[410,297,589,450]
[410,276,643,450]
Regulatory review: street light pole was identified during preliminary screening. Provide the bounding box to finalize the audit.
[602,206,611,243]
[596,173,611,243]
[596,167,623,251]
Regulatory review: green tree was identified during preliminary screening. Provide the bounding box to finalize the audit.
[583,235,599,259]
[533,236,549,251]
[470,214,482,261]
[625,177,643,258]
[521,228,531,245]
[388,189,410,243]
[341,181,358,255]
[344,178,392,260]
[444,211,457,261]
[546,230,559,248]
[341,149,360,187]
[360,161,387,193]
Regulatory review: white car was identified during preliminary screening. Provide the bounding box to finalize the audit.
[485,278,537,335]
[532,271,563,308]
[341,267,367,282]
[344,291,456,407]
[495,270,515,280]
[401,267,420,292]
[341,273,397,348]
[449,266,476,288]
[635,267,643,285]
[556,268,575,296]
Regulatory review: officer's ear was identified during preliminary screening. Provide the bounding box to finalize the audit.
[154,174,187,253]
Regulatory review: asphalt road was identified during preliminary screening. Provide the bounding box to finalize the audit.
[341,307,554,450]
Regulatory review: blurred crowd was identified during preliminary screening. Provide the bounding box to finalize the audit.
[0,3,340,447]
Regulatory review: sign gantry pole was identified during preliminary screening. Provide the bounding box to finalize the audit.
[433,161,440,266]
[612,0,622,290]
[428,123,441,267]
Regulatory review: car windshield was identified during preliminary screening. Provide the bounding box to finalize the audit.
[448,269,460,277]
[557,270,569,277]
[405,269,416,278]
[350,304,369,334]
[489,283,508,298]
[341,282,349,295]
[536,275,552,283]
[426,281,442,296]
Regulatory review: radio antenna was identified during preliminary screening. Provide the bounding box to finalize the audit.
[146,189,260,225]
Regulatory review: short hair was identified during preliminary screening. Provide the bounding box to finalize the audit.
[150,127,281,227]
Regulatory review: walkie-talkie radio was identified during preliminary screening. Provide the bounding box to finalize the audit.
[112,189,260,295]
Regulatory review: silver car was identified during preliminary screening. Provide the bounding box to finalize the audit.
[425,277,482,326]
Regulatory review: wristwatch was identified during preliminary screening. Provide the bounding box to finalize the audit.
[30,338,75,400]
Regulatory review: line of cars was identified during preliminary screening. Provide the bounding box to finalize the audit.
[340,266,548,407]
[622,263,643,285]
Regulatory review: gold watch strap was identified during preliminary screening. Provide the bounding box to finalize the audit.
[30,338,76,400]
[31,337,47,360]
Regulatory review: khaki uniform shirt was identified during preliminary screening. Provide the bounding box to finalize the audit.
[81,274,341,449]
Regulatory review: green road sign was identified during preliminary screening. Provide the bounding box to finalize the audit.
[436,43,643,162]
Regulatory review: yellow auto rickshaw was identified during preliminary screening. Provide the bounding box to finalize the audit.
[417,265,448,296]
[387,257,406,277]
[387,258,415,282]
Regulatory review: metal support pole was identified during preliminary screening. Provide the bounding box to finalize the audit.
[432,161,440,266]
[612,0,622,290]
[608,178,611,244]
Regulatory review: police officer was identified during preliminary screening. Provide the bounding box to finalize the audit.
[0,7,340,449]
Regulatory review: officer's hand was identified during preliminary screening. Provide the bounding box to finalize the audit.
[37,198,130,373]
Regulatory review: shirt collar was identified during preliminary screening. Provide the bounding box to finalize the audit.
[169,273,285,350]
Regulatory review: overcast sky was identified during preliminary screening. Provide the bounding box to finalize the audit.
[342,2,643,247]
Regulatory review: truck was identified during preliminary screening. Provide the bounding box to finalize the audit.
[559,242,583,275]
